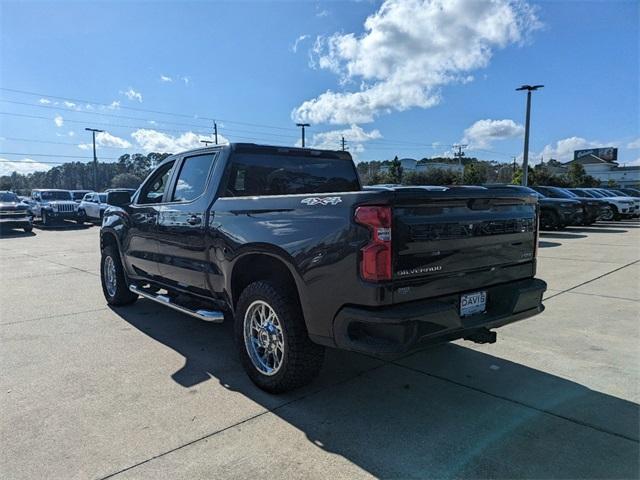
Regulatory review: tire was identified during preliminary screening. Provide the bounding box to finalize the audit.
[41,211,50,226]
[599,206,614,221]
[77,210,86,224]
[23,224,33,233]
[613,213,622,221]
[541,210,559,230]
[235,281,324,393]
[100,244,138,306]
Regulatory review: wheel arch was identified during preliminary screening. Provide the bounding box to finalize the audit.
[229,251,305,314]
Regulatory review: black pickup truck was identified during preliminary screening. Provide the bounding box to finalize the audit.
[100,144,547,392]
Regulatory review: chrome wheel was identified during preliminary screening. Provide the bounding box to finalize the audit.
[103,255,117,297]
[243,300,285,376]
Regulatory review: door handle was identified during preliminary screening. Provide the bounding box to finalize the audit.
[187,215,202,225]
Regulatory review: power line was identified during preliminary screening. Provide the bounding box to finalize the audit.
[0,152,120,160]
[0,87,298,132]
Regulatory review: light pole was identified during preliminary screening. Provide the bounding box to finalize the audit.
[85,127,104,191]
[516,84,543,186]
[296,123,310,148]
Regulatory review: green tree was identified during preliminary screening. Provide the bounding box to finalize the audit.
[463,162,488,185]
[387,156,403,184]
[111,173,143,189]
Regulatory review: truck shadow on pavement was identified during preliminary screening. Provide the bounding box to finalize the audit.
[111,301,640,479]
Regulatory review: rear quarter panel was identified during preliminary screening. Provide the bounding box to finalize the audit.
[208,191,391,341]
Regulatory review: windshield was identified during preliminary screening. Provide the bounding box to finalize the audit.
[570,189,590,198]
[587,190,605,198]
[0,192,19,202]
[541,186,574,199]
[98,194,107,203]
[608,189,626,196]
[72,191,90,200]
[41,191,72,201]
[560,189,578,198]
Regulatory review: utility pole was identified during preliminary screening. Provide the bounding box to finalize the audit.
[214,121,218,145]
[201,140,214,146]
[85,128,103,191]
[296,123,310,148]
[453,144,467,182]
[341,136,347,151]
[512,156,517,175]
[516,84,544,186]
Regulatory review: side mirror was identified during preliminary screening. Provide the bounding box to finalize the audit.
[107,191,131,207]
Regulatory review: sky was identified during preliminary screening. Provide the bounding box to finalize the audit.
[0,0,638,176]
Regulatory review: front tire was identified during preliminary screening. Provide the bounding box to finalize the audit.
[235,281,324,393]
[23,224,33,233]
[41,211,50,226]
[101,244,138,306]
[600,206,614,221]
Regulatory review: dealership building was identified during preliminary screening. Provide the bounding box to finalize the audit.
[563,148,640,187]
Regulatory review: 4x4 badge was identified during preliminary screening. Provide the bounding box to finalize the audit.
[301,197,342,206]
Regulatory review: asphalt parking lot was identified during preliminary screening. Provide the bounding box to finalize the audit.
[1,222,638,479]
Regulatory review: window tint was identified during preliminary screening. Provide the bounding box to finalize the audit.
[171,154,215,202]
[138,161,175,204]
[223,153,359,197]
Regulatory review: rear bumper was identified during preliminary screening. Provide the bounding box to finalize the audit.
[333,277,546,356]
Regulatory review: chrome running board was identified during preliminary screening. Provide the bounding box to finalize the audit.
[129,285,224,323]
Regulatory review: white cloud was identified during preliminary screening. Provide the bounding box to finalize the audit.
[160,75,173,82]
[462,119,524,148]
[63,101,76,108]
[539,137,601,162]
[625,157,640,166]
[627,138,640,149]
[54,115,64,127]
[78,131,132,150]
[131,129,229,153]
[39,98,51,105]
[107,101,120,110]
[182,76,190,85]
[294,0,540,125]
[316,8,329,18]
[301,124,382,158]
[122,87,143,102]
[68,131,75,137]
[0,158,53,176]
[291,34,310,53]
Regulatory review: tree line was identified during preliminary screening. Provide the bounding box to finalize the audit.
[0,153,170,195]
[0,152,606,195]
[357,156,604,188]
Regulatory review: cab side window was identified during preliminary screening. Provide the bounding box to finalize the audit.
[170,154,215,203]
[137,161,175,204]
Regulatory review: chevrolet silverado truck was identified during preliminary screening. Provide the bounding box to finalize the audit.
[100,144,547,392]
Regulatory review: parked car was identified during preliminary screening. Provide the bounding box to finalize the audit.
[604,189,640,217]
[566,189,616,221]
[617,187,640,197]
[100,143,547,392]
[531,186,602,225]
[0,191,33,233]
[30,189,82,226]
[78,192,109,223]
[575,188,636,220]
[71,190,92,203]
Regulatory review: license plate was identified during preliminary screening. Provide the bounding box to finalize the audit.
[460,291,487,317]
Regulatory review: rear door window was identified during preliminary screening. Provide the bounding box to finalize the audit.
[223,153,359,197]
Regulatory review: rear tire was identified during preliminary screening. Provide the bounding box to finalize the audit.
[541,210,560,230]
[235,281,324,393]
[101,244,138,306]
[23,224,33,233]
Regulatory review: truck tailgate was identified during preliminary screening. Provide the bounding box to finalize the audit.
[391,188,537,302]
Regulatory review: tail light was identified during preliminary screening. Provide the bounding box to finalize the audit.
[355,206,392,281]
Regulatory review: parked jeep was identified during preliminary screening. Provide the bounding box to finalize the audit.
[100,144,547,392]
[30,189,82,226]
[0,191,33,233]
